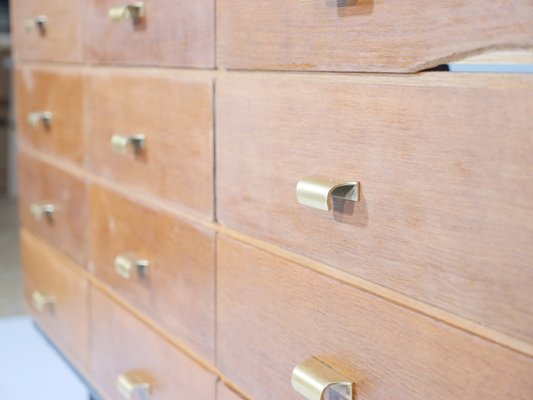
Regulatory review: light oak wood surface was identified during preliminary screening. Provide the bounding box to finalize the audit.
[217,235,533,400]
[89,184,215,362]
[84,0,214,67]
[217,0,533,72]
[15,65,84,164]
[217,383,245,400]
[11,0,83,63]
[91,285,217,400]
[20,229,89,368]
[18,151,88,267]
[216,72,533,343]
[86,67,214,219]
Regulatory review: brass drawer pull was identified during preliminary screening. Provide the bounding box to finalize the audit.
[114,253,150,279]
[27,111,53,129]
[31,291,55,312]
[116,371,151,400]
[111,134,146,154]
[30,203,56,221]
[296,176,360,211]
[292,357,355,400]
[108,2,145,23]
[25,15,48,33]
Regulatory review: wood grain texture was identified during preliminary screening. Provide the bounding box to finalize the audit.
[217,235,533,400]
[18,151,88,267]
[91,285,216,400]
[216,72,533,343]
[217,383,245,400]
[86,67,214,219]
[20,229,89,367]
[15,65,84,164]
[84,0,214,67]
[11,0,83,63]
[217,0,533,72]
[89,184,215,362]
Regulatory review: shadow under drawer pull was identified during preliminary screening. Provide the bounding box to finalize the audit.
[108,2,145,23]
[116,371,152,400]
[292,357,355,400]
[296,176,360,211]
[114,253,150,279]
[31,291,55,312]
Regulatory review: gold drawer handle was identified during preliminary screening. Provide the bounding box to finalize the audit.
[114,253,150,279]
[30,203,56,221]
[108,2,145,22]
[31,291,55,312]
[27,111,53,129]
[116,372,151,400]
[296,176,360,211]
[292,357,355,400]
[111,134,146,154]
[25,15,48,33]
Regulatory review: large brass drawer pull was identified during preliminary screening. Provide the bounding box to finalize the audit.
[114,253,150,279]
[296,176,360,211]
[292,357,355,400]
[25,15,48,33]
[116,371,151,400]
[27,111,53,129]
[30,203,56,221]
[108,2,145,23]
[111,134,146,154]
[31,291,55,312]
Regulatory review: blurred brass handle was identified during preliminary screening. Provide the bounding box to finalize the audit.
[108,2,145,22]
[32,291,55,312]
[116,372,151,400]
[27,111,53,129]
[296,176,360,211]
[111,134,146,154]
[25,15,48,33]
[114,254,150,279]
[292,357,355,400]
[30,203,56,221]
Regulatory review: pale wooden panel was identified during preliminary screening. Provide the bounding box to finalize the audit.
[85,0,214,67]
[15,65,84,164]
[216,73,533,342]
[217,383,245,400]
[217,235,533,400]
[11,0,83,62]
[217,0,533,72]
[20,229,89,367]
[89,184,215,362]
[86,67,214,219]
[18,151,88,266]
[91,286,216,400]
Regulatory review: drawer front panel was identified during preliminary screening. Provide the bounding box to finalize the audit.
[86,68,214,218]
[217,235,533,400]
[216,73,533,342]
[217,383,244,400]
[11,0,83,62]
[85,0,214,67]
[15,66,84,164]
[21,229,89,366]
[217,0,533,72]
[91,287,216,400]
[89,184,215,362]
[18,152,88,266]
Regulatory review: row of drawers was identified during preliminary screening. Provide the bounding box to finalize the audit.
[17,66,533,344]
[12,0,533,71]
[21,226,533,400]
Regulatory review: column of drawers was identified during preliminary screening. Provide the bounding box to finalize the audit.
[12,1,533,400]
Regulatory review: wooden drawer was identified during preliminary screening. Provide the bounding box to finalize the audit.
[21,229,89,367]
[84,0,214,67]
[86,68,214,219]
[11,0,83,63]
[217,0,533,72]
[18,152,88,266]
[217,383,244,400]
[15,65,84,164]
[217,235,533,400]
[91,286,216,400]
[89,184,215,362]
[216,73,533,342]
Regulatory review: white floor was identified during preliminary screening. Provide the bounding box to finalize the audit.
[0,315,89,400]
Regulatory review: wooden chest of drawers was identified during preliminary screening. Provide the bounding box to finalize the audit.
[12,1,533,399]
